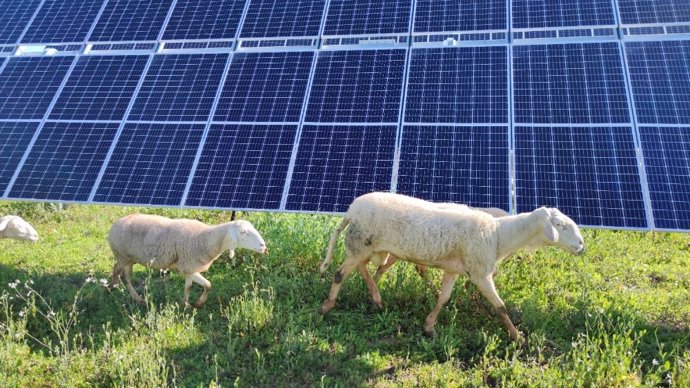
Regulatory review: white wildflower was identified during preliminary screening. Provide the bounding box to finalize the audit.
[99,278,108,287]
[652,359,659,366]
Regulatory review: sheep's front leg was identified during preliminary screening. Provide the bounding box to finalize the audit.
[471,274,520,341]
[183,273,212,308]
[122,264,144,304]
[423,271,458,336]
[358,262,382,309]
[319,256,362,314]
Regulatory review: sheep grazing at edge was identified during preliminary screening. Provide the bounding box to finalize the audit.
[108,214,267,308]
[0,215,39,242]
[369,204,509,282]
[319,192,584,341]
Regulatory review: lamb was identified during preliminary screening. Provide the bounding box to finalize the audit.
[0,215,39,242]
[108,214,267,307]
[318,192,584,341]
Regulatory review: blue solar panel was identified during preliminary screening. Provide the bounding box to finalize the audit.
[88,0,173,42]
[49,55,149,121]
[515,126,647,228]
[185,124,298,210]
[0,0,42,45]
[213,51,313,122]
[513,42,630,124]
[306,49,406,123]
[286,124,396,212]
[639,127,690,231]
[618,1,690,25]
[405,47,508,124]
[397,125,509,209]
[323,0,412,36]
[240,0,325,38]
[0,122,39,195]
[94,123,204,206]
[625,40,690,125]
[162,0,247,41]
[128,53,228,122]
[512,0,615,29]
[8,122,118,201]
[21,0,106,44]
[0,56,74,120]
[414,0,506,33]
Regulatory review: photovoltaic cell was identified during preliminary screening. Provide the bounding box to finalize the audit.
[94,123,204,206]
[286,124,396,212]
[128,53,228,122]
[414,0,506,33]
[0,56,74,120]
[186,124,298,210]
[0,122,39,195]
[639,127,690,230]
[513,42,630,124]
[162,0,247,41]
[323,0,412,36]
[405,47,508,124]
[8,122,118,201]
[515,126,646,228]
[512,0,615,29]
[306,49,406,123]
[214,51,313,122]
[397,125,509,209]
[49,55,149,121]
[618,0,690,25]
[625,40,690,125]
[240,0,325,38]
[88,0,173,42]
[0,0,42,44]
[21,0,106,44]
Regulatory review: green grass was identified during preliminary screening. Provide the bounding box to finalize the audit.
[1,201,689,387]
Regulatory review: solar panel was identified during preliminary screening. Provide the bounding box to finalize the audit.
[413,0,506,33]
[8,122,119,201]
[512,0,615,29]
[323,0,412,36]
[240,0,326,38]
[185,124,298,210]
[618,1,690,25]
[88,0,173,42]
[625,40,690,125]
[162,0,247,41]
[21,0,106,44]
[93,123,204,206]
[0,0,42,45]
[0,56,74,120]
[397,125,509,209]
[286,124,396,212]
[49,55,149,121]
[306,49,406,123]
[639,127,690,231]
[515,126,647,228]
[404,46,508,124]
[0,122,39,195]
[213,51,314,122]
[513,42,630,124]
[128,53,228,122]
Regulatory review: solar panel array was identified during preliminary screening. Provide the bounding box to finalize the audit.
[1,0,689,231]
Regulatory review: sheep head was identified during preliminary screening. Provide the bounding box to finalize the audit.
[229,220,267,254]
[0,216,39,242]
[536,207,584,255]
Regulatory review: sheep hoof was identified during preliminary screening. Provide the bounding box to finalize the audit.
[423,328,435,338]
[192,301,206,309]
[319,301,334,315]
[371,301,383,310]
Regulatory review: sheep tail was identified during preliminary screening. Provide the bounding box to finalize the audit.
[319,217,350,274]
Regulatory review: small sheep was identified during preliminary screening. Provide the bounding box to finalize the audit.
[0,215,39,242]
[319,192,584,341]
[108,214,267,307]
[370,204,509,282]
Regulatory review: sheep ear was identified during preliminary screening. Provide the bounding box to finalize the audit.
[0,218,8,232]
[544,219,559,242]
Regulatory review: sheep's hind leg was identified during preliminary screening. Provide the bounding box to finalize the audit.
[471,274,520,342]
[373,253,397,282]
[122,264,144,304]
[319,255,363,314]
[423,271,458,337]
[358,262,382,309]
[186,273,211,308]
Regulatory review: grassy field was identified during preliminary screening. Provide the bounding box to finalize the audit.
[1,201,689,387]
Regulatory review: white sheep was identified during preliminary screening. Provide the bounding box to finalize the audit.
[0,215,39,242]
[319,192,584,341]
[370,204,509,282]
[108,214,267,307]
